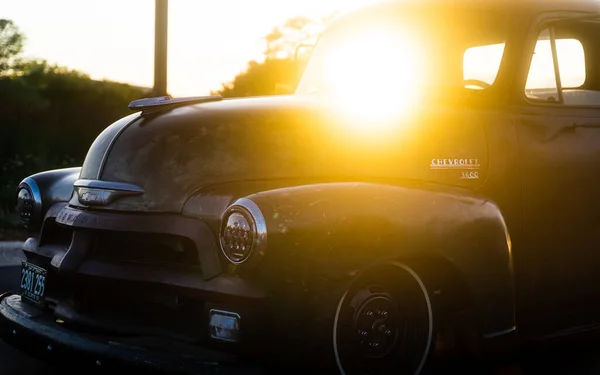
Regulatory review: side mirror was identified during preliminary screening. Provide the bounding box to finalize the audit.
[294,43,315,62]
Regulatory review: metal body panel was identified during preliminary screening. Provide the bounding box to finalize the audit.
[503,10,600,334]
[47,205,221,279]
[353,0,600,15]
[512,106,600,333]
[79,113,141,180]
[10,0,600,367]
[27,168,81,208]
[84,96,491,212]
[0,295,244,373]
[20,167,82,232]
[242,183,514,337]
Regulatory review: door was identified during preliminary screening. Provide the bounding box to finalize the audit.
[515,17,600,335]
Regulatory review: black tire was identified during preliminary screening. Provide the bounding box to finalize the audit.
[333,262,435,375]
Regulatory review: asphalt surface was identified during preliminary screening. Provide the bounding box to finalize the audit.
[0,241,26,266]
[0,265,57,375]
[2,243,600,374]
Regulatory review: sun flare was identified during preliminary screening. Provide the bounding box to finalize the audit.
[320,28,425,129]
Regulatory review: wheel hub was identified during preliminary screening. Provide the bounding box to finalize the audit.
[353,295,398,358]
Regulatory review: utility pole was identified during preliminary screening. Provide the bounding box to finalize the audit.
[154,0,168,97]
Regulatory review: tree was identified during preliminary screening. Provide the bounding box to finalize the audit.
[0,19,24,75]
[215,58,302,98]
[0,21,149,221]
[213,15,331,98]
[264,16,319,59]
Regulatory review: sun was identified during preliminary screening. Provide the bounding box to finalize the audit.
[320,28,426,130]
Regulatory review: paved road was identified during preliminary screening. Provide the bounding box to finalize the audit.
[0,241,26,266]
[0,266,57,374]
[0,242,55,373]
[2,242,600,374]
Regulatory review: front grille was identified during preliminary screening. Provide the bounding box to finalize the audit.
[92,231,199,268]
[39,218,73,248]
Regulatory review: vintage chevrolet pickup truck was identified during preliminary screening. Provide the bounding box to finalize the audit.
[3,0,600,374]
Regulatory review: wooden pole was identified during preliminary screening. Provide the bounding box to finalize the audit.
[154,0,168,97]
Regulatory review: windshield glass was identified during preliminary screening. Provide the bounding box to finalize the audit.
[296,5,509,99]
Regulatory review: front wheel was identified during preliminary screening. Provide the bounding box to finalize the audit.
[333,262,434,375]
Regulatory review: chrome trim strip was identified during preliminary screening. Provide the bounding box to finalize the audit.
[75,189,141,206]
[234,198,267,242]
[208,308,242,343]
[74,180,144,206]
[74,179,144,193]
[482,326,517,339]
[96,113,141,180]
[209,309,242,320]
[220,198,267,265]
[18,177,43,227]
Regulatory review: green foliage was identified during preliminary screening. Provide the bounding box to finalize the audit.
[0,19,24,75]
[0,23,149,216]
[214,15,328,98]
[0,204,25,240]
[214,58,303,98]
[0,14,330,224]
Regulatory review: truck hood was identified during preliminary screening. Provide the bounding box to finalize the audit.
[76,94,491,213]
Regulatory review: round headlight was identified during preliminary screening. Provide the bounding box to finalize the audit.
[220,199,267,265]
[16,187,34,228]
[16,178,42,229]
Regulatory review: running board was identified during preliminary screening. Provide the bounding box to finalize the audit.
[525,323,600,342]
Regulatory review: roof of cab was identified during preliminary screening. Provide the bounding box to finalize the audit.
[364,0,600,15]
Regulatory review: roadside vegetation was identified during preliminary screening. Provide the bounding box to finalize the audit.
[0,20,149,238]
[0,15,327,239]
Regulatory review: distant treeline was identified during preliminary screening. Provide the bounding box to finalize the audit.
[0,60,148,226]
[0,19,151,229]
[0,15,322,231]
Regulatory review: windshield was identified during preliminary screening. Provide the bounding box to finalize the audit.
[296,5,509,99]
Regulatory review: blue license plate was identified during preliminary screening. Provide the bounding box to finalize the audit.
[20,262,47,305]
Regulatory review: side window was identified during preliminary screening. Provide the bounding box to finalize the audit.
[525,19,599,106]
[464,43,506,89]
[525,28,561,102]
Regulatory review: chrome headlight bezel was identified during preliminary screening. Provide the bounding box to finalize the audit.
[16,178,42,229]
[219,198,267,265]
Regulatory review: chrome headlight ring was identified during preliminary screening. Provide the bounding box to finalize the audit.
[16,177,42,229]
[220,198,267,265]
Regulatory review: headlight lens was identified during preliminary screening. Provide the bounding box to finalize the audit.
[16,178,42,230]
[221,210,255,263]
[16,187,34,228]
[219,199,267,265]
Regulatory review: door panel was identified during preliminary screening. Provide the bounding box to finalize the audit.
[515,107,600,334]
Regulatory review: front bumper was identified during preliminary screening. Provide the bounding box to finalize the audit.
[0,294,260,373]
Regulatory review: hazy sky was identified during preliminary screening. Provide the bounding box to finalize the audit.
[1,0,382,96]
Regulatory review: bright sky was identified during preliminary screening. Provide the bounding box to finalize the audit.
[1,0,382,96]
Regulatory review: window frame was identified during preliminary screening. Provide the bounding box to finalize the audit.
[463,42,507,89]
[522,13,600,109]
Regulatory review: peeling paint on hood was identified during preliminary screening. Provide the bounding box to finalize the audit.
[80,94,490,213]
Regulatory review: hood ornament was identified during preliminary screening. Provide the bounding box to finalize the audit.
[128,95,223,116]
